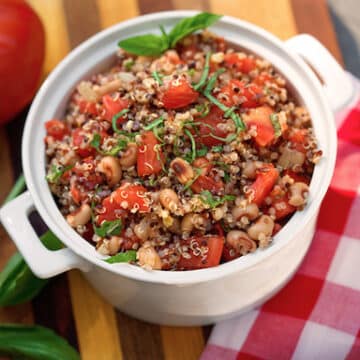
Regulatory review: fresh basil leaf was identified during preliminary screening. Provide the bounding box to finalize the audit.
[168,12,222,48]
[270,113,282,137]
[199,190,235,208]
[0,231,63,307]
[94,219,122,237]
[105,250,137,264]
[0,324,80,360]
[118,34,168,56]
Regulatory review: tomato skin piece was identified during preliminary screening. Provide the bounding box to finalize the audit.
[196,106,229,146]
[283,170,310,185]
[161,78,199,109]
[287,129,308,153]
[137,131,164,177]
[102,94,129,122]
[243,106,275,147]
[178,235,224,270]
[270,196,296,220]
[224,53,256,74]
[248,163,279,206]
[45,119,69,140]
[0,1,45,123]
[112,183,150,213]
[222,243,240,262]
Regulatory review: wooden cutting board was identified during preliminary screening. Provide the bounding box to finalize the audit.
[0,1,343,359]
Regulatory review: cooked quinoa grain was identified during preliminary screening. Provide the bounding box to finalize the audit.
[45,31,321,270]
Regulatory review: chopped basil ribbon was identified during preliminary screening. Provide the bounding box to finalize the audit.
[199,190,236,208]
[118,12,222,56]
[270,113,282,137]
[184,129,196,163]
[143,116,165,131]
[195,102,211,117]
[152,71,163,85]
[94,219,123,237]
[104,250,137,264]
[46,164,73,184]
[196,145,208,157]
[0,324,80,360]
[112,109,130,134]
[211,145,223,152]
[90,133,127,156]
[193,52,211,91]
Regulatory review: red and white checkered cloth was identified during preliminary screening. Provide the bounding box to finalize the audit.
[201,75,360,360]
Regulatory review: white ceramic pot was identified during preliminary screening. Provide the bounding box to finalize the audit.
[0,11,354,326]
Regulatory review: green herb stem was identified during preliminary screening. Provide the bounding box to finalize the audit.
[184,129,196,163]
[144,116,165,131]
[152,71,163,85]
[112,109,130,134]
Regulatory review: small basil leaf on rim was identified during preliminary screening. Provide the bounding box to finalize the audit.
[168,12,222,48]
[118,34,168,56]
[105,250,137,264]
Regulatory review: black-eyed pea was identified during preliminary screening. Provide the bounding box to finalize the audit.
[137,243,162,270]
[167,217,182,234]
[97,156,122,186]
[289,182,309,207]
[134,218,151,242]
[247,215,274,241]
[66,204,91,227]
[278,147,305,169]
[170,157,194,184]
[119,143,138,168]
[211,205,227,221]
[159,189,180,213]
[232,203,259,221]
[108,236,122,255]
[226,230,257,255]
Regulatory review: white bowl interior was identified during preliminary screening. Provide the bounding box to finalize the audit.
[22,11,337,284]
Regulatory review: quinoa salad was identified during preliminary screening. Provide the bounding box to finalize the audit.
[44,14,322,271]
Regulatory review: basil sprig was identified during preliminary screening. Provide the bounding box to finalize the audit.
[118,12,222,56]
[0,324,80,360]
[104,250,137,264]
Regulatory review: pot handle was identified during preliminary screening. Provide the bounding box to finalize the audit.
[285,34,354,111]
[0,191,91,279]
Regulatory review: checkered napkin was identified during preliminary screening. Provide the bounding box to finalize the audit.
[201,75,360,360]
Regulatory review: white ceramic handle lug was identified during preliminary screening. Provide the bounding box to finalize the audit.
[0,191,91,278]
[285,34,354,111]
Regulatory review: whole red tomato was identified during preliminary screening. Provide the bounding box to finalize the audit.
[0,0,45,124]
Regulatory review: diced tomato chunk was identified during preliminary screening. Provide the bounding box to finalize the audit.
[270,195,296,220]
[77,99,98,116]
[243,106,275,147]
[196,106,230,146]
[177,235,224,270]
[253,73,273,86]
[287,129,308,153]
[191,157,224,193]
[72,128,96,158]
[224,53,256,74]
[102,94,129,122]
[97,196,126,224]
[222,243,240,262]
[248,163,279,206]
[161,78,199,109]
[112,183,150,213]
[219,80,263,108]
[137,131,164,176]
[45,119,69,140]
[283,170,311,185]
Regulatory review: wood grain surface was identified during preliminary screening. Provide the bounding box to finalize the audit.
[0,1,343,359]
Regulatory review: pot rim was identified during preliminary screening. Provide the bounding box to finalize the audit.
[22,10,337,285]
